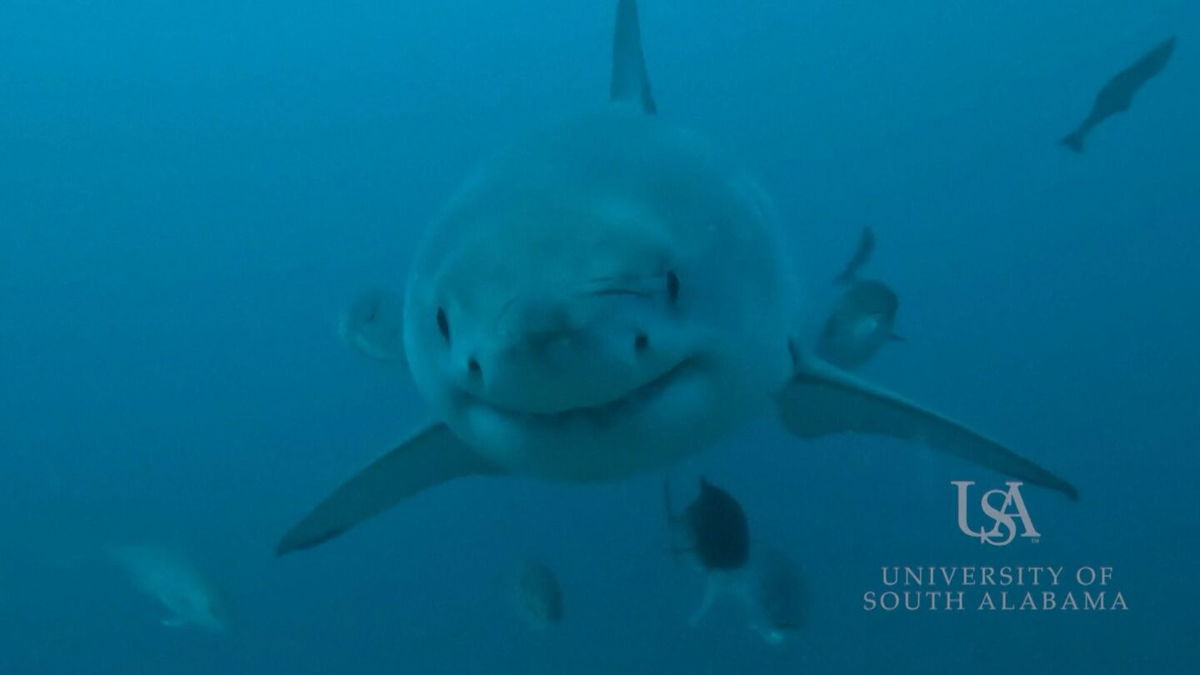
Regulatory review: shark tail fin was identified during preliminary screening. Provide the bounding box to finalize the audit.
[1059,131,1084,153]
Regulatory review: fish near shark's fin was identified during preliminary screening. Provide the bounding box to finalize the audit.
[775,342,1079,500]
[276,424,502,555]
[610,0,656,114]
[888,332,906,342]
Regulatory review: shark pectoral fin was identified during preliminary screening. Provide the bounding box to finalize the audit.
[776,346,1079,501]
[161,616,186,628]
[276,424,502,555]
[610,0,656,114]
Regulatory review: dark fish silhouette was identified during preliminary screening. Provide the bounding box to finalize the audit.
[663,479,804,644]
[833,227,875,285]
[664,477,749,571]
[816,280,903,370]
[1061,37,1176,153]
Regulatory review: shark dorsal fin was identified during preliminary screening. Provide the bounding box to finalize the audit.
[610,0,657,115]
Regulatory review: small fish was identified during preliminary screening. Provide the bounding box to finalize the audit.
[664,477,749,572]
[664,480,803,645]
[816,279,903,370]
[833,227,875,285]
[664,477,751,626]
[513,559,564,628]
[339,288,406,362]
[1061,37,1176,153]
[107,544,230,633]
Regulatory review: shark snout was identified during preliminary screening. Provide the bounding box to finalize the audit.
[451,295,670,415]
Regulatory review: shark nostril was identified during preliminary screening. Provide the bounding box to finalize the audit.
[634,333,649,352]
[467,357,482,378]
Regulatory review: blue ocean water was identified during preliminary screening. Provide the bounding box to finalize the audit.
[2,0,1197,672]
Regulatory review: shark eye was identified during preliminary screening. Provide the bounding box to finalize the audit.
[436,307,451,343]
[666,270,680,303]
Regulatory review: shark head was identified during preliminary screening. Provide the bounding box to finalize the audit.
[410,197,697,416]
[391,0,800,482]
[402,114,797,480]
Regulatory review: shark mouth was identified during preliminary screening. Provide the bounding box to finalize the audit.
[469,358,697,425]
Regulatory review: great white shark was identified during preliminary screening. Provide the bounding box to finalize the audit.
[276,0,1077,556]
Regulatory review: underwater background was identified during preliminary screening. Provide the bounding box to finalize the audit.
[2,0,1197,673]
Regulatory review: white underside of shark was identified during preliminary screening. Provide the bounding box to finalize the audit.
[276,0,1076,556]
